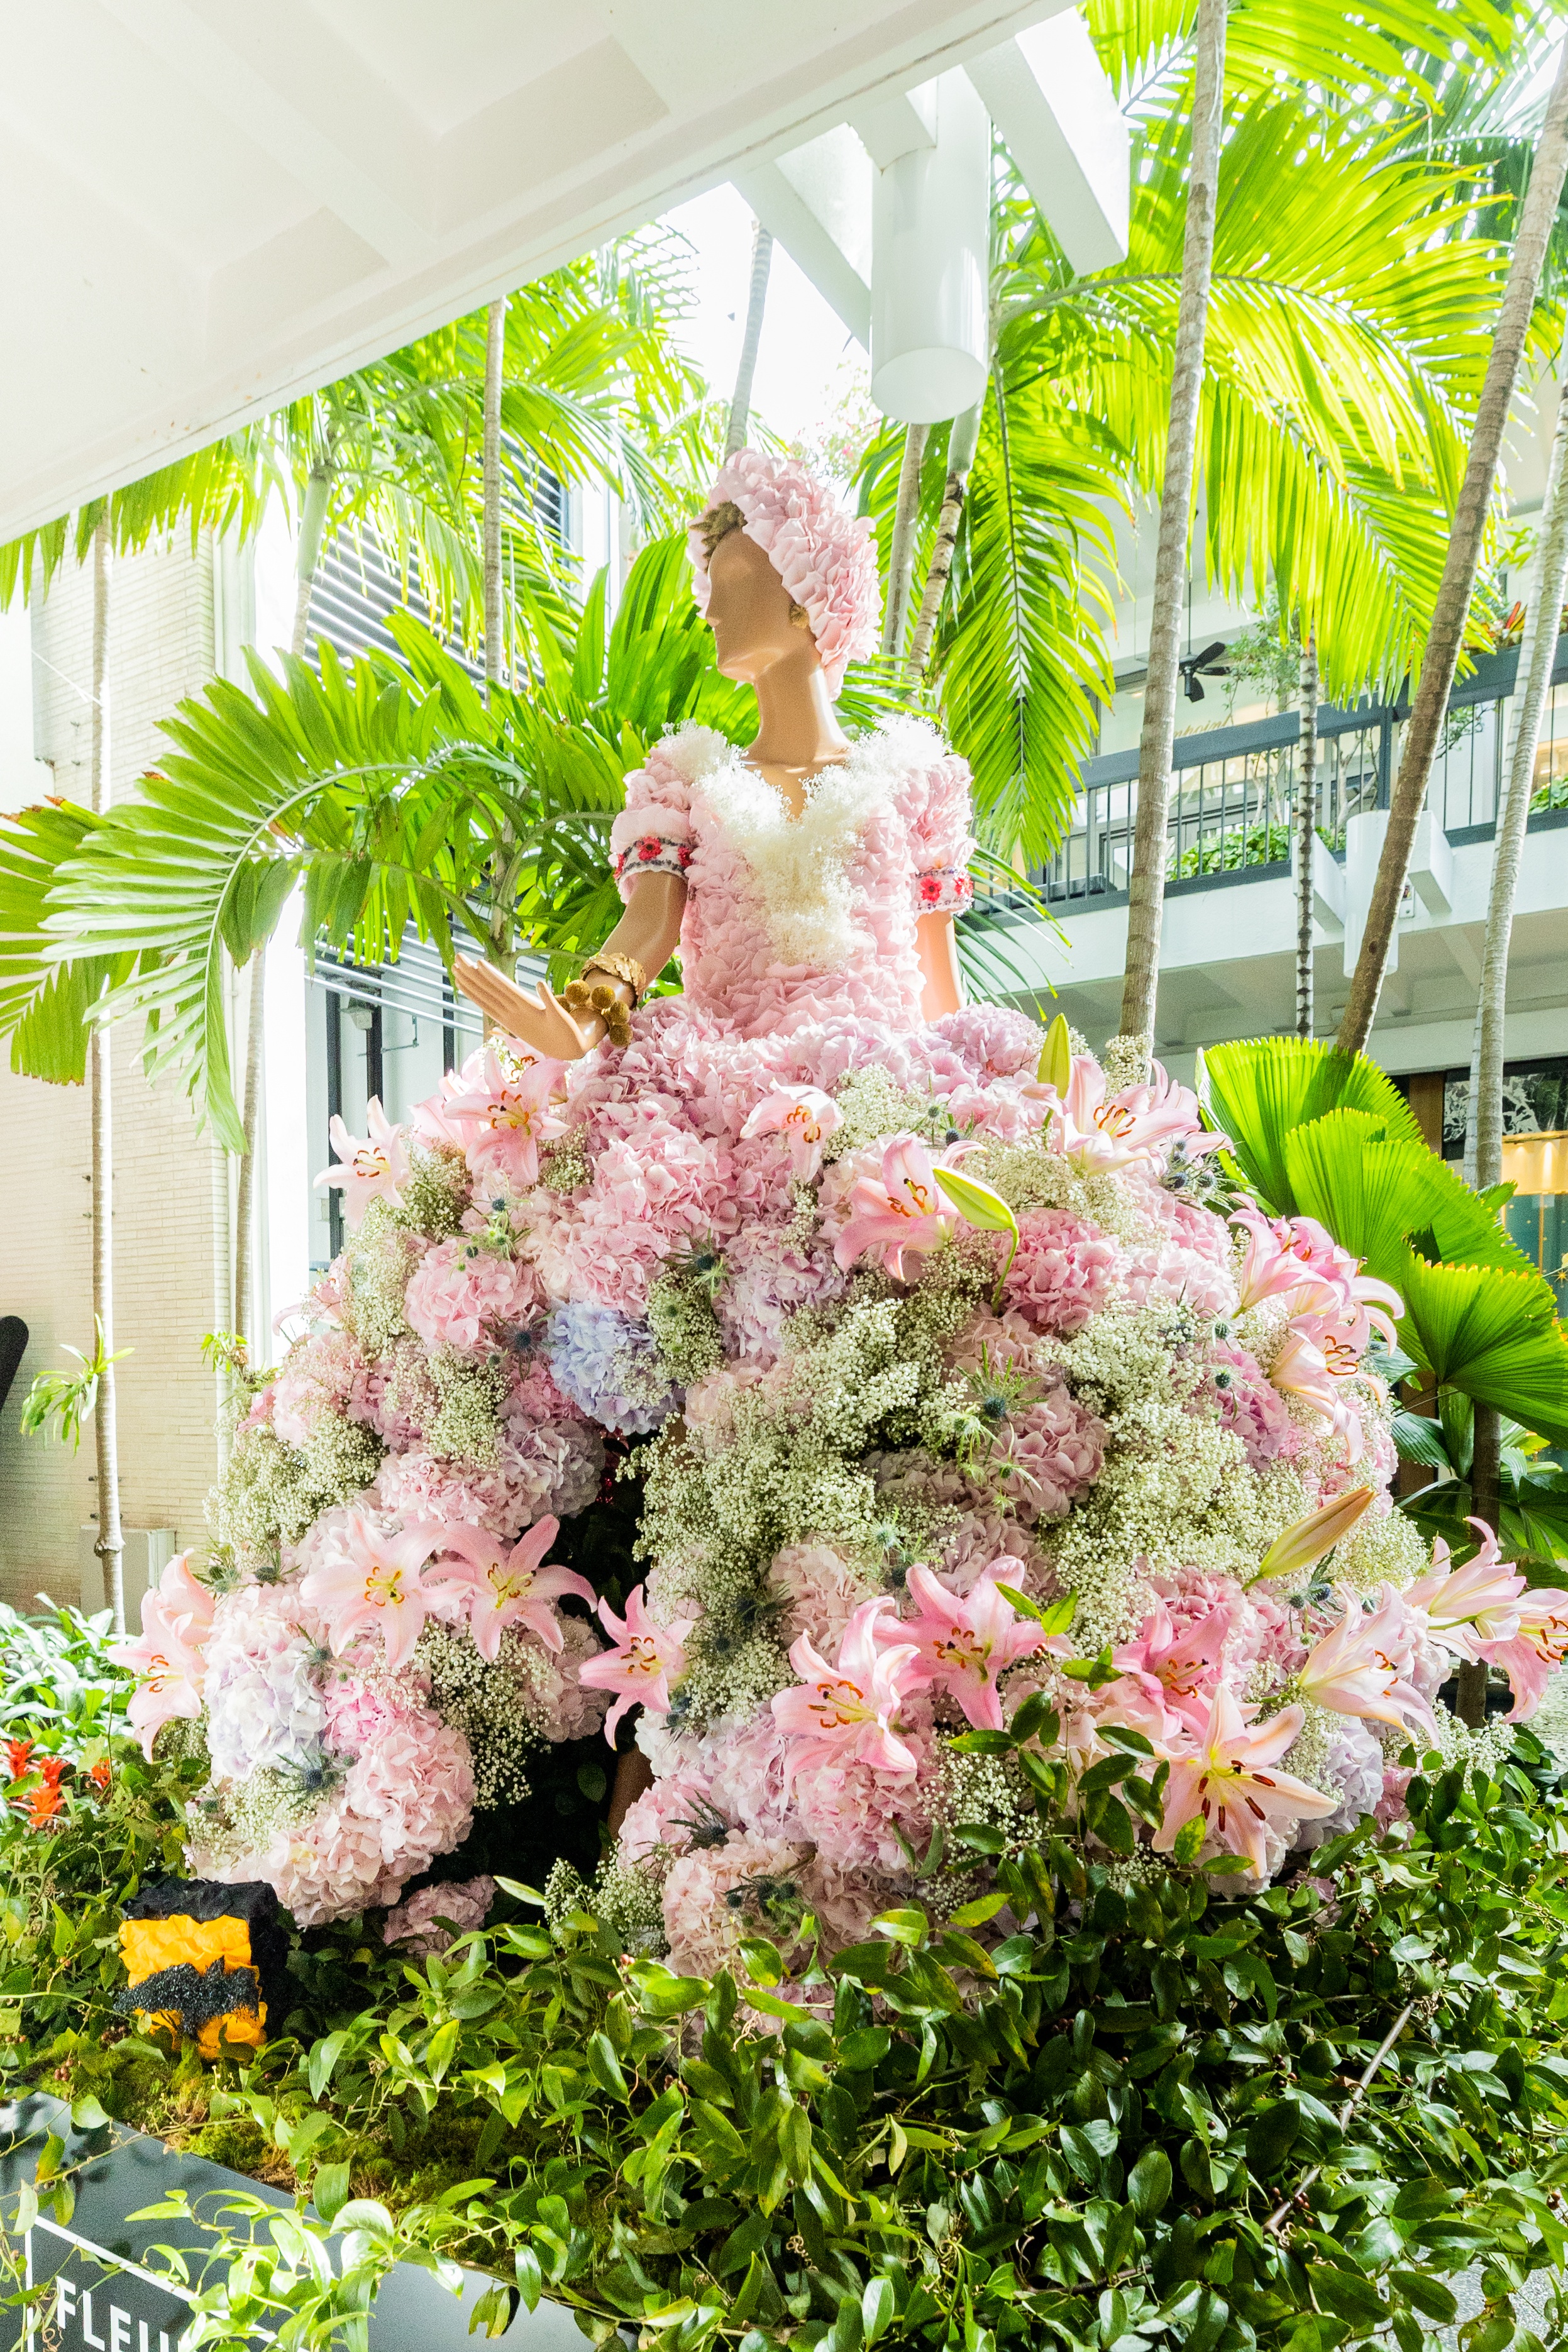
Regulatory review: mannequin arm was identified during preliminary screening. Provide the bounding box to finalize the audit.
[453,871,687,1059]
[917,910,964,1022]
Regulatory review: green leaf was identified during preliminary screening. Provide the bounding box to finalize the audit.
[1127,2146,1173,2218]
[312,2160,351,2226]
[1198,1036,1421,1215]
[1173,1817,1207,1869]
[1309,2264,1387,2328]
[861,2277,895,2347]
[1389,2269,1458,2323]
[1244,2099,1301,2174]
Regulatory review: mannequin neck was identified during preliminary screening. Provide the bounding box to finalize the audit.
[744,659,849,776]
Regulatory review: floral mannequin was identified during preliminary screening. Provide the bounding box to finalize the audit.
[453,455,973,1827]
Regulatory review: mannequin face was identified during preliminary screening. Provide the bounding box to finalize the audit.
[704,524,821,686]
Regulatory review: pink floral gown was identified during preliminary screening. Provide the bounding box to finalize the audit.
[529,715,1051,1347]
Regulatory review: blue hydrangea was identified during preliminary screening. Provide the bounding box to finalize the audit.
[546,1302,676,1437]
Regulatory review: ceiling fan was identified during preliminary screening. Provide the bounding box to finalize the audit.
[1178,639,1230,703]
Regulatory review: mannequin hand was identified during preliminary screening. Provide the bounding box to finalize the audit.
[453,956,595,1059]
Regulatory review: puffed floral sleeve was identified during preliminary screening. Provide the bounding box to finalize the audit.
[609,737,699,903]
[895,725,977,918]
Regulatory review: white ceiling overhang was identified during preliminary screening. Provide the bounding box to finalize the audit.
[1,0,1103,536]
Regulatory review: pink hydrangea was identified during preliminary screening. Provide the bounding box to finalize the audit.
[995,1388,1107,1523]
[618,1764,719,1864]
[1001,1210,1119,1335]
[716,1223,847,1366]
[662,1835,814,1979]
[383,1874,495,1955]
[199,1579,327,1782]
[271,1330,379,1446]
[1200,1342,1298,1468]
[770,1543,879,1654]
[788,1730,938,1876]
[194,1680,475,1929]
[404,1239,541,1354]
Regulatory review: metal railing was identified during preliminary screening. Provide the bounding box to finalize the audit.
[1039,636,1568,906]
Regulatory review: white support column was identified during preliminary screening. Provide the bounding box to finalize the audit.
[870,70,991,424]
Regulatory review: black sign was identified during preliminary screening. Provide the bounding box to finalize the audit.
[0,2096,588,2351]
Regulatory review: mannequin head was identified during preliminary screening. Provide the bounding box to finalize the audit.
[699,505,821,687]
[687,453,880,698]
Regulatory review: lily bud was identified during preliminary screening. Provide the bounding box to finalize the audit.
[1250,1484,1374,1585]
[1037,1012,1073,1096]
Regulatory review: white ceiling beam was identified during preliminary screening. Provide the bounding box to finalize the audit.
[965,11,1129,273]
[97,0,433,270]
[850,84,937,167]
[734,126,873,346]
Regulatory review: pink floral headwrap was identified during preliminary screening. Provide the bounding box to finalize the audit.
[688,450,881,695]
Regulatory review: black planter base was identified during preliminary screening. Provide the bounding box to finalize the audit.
[0,2095,583,2351]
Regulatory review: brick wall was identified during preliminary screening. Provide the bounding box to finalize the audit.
[0,536,231,1609]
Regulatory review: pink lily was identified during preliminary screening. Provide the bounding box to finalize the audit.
[314,1099,409,1227]
[1154,1687,1338,1879]
[878,1560,1054,1730]
[1481,1587,1568,1721]
[1269,1318,1367,1459]
[1299,1583,1435,1738]
[578,1586,695,1742]
[117,1640,206,1760]
[1111,1598,1233,1739]
[109,1551,218,1758]
[441,1047,567,1193]
[834,1134,958,1281]
[428,1516,595,1663]
[1406,1520,1525,1661]
[741,1083,843,1182]
[299,1510,445,1674]
[1232,1208,1402,1349]
[1039,1056,1215,1174]
[773,1599,922,1777]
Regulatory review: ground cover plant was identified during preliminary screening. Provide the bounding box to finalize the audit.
[4,1602,1568,2352]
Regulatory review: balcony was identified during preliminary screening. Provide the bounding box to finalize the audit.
[1037,636,1568,910]
[978,637,1568,1088]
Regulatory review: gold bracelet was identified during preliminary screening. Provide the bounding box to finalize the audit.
[581,950,647,1003]
[561,979,633,1050]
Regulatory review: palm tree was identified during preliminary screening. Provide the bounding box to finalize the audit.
[87,518,124,1633]
[858,0,1535,886]
[1336,40,1568,1057]
[1120,0,1225,1050]
[0,251,704,1356]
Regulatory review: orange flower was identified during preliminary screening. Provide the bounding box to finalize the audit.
[5,1738,33,1782]
[89,1760,111,1794]
[38,1758,67,1791]
[25,1783,63,1829]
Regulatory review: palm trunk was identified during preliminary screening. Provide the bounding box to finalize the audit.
[882,424,931,660]
[232,956,264,1355]
[483,295,507,704]
[1338,47,1568,1056]
[234,467,332,1357]
[1295,631,1320,1037]
[1465,371,1568,1184]
[88,516,124,1633]
[290,465,332,659]
[726,223,774,457]
[1119,0,1227,1052]
[908,400,983,678]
